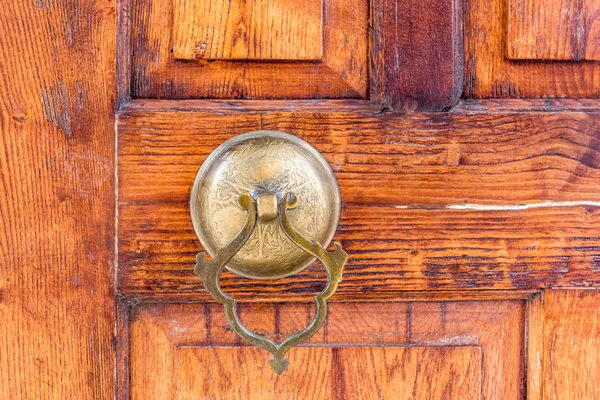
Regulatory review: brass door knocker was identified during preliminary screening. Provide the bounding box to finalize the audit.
[190,131,347,374]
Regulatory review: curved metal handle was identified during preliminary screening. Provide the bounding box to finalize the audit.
[194,192,347,374]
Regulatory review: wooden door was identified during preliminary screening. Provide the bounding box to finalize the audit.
[2,0,600,399]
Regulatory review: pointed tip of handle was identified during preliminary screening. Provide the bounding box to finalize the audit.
[268,357,290,375]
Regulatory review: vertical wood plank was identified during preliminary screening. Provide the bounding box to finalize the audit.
[380,0,463,111]
[526,294,544,400]
[543,290,600,399]
[0,0,116,398]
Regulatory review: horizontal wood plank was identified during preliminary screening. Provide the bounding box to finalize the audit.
[118,201,600,297]
[173,0,323,61]
[118,108,600,298]
[118,109,600,205]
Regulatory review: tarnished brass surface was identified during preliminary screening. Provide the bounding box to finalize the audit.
[194,193,347,374]
[190,131,347,372]
[190,130,341,279]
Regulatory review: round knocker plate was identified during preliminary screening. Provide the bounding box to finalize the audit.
[190,130,341,279]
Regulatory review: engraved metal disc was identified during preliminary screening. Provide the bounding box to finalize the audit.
[190,130,341,280]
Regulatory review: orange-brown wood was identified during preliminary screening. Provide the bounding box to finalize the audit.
[119,201,600,299]
[175,347,481,399]
[117,106,600,299]
[0,0,116,398]
[508,0,600,61]
[5,0,600,396]
[543,289,600,399]
[173,0,323,61]
[118,107,600,205]
[526,293,544,400]
[465,0,600,98]
[130,300,524,399]
[131,0,368,99]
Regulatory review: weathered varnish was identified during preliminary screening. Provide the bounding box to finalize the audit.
[0,0,116,398]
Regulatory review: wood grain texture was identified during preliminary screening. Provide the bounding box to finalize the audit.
[119,109,600,205]
[379,0,463,111]
[508,0,600,60]
[455,98,600,112]
[176,347,481,399]
[173,0,323,61]
[117,0,132,107]
[526,293,544,400]
[0,0,115,398]
[131,0,367,99]
[121,99,382,113]
[466,0,600,98]
[130,300,524,399]
[543,289,600,399]
[117,108,600,298]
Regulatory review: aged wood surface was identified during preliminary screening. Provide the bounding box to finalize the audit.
[131,0,367,99]
[543,289,600,399]
[466,0,600,98]
[117,0,132,106]
[118,108,600,298]
[455,99,600,112]
[176,347,481,399]
[130,301,524,399]
[526,293,544,400]
[508,0,600,61]
[0,0,115,398]
[120,99,382,113]
[378,0,463,111]
[119,201,600,298]
[119,109,600,205]
[173,0,323,61]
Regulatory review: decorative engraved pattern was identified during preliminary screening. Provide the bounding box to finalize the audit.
[191,132,339,279]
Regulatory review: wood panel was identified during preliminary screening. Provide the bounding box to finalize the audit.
[0,0,115,398]
[175,347,481,399]
[130,0,367,99]
[130,300,524,399]
[117,107,600,298]
[173,0,323,61]
[465,0,600,98]
[543,289,600,399]
[508,0,600,61]
[378,0,463,111]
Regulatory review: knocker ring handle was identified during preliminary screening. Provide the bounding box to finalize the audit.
[190,131,347,374]
[194,192,347,374]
